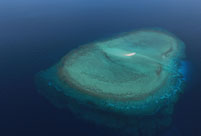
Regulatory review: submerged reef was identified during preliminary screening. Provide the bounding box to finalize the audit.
[35,29,186,136]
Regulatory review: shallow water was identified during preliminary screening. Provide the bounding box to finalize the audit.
[0,0,201,136]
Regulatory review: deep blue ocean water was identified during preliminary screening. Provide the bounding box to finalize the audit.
[0,0,201,135]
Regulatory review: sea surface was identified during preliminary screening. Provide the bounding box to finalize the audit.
[0,0,201,136]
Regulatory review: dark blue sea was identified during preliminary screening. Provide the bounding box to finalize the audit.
[0,0,201,136]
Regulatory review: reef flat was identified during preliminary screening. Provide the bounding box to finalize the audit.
[35,29,186,136]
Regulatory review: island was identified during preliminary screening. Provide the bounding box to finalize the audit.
[35,29,186,136]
